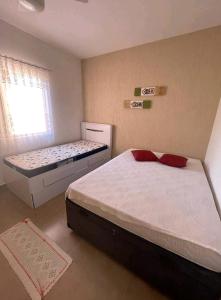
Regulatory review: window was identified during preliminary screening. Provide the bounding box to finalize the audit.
[5,83,48,136]
[0,56,53,139]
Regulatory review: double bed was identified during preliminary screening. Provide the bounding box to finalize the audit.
[66,150,221,300]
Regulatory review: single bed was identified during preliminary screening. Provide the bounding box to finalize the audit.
[3,122,112,208]
[4,140,108,177]
[66,150,221,300]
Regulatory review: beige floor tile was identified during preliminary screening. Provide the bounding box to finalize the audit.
[0,185,168,300]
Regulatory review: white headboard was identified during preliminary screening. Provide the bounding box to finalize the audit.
[81,122,112,148]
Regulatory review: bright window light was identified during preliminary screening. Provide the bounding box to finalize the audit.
[6,84,49,136]
[0,57,53,144]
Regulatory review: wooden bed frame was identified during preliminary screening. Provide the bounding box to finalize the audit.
[66,198,221,300]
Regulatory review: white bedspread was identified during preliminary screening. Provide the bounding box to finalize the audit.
[66,150,221,272]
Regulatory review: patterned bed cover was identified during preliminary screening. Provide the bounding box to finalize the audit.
[4,140,108,177]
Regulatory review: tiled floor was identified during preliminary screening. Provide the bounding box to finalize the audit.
[0,185,168,300]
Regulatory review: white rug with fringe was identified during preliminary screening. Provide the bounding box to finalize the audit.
[0,218,72,300]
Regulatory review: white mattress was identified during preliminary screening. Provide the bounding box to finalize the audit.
[66,150,221,272]
[4,140,106,171]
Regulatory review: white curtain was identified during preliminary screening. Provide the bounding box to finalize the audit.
[0,56,54,157]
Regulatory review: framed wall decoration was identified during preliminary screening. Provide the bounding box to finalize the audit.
[134,86,161,96]
[124,100,152,109]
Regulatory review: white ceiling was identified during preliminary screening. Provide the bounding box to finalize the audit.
[0,0,221,58]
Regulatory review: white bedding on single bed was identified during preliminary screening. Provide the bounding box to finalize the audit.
[66,150,221,272]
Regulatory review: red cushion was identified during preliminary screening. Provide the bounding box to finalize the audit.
[159,154,187,168]
[131,150,158,162]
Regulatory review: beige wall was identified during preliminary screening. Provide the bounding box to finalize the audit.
[0,20,83,184]
[83,26,221,159]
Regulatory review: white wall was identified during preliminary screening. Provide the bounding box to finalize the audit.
[205,98,221,216]
[0,20,83,184]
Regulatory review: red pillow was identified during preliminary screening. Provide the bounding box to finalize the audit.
[159,154,187,168]
[132,150,158,162]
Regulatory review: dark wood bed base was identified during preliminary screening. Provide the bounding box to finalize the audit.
[66,198,221,300]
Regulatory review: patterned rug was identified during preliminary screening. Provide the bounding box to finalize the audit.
[0,219,72,300]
